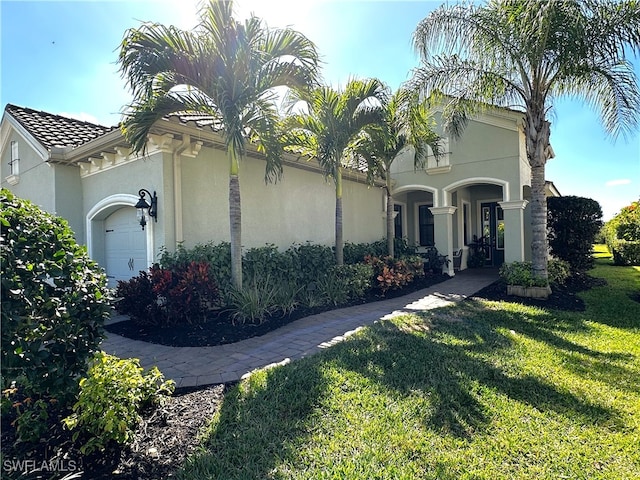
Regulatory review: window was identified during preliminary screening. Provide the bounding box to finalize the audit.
[418,204,434,246]
[9,141,19,175]
[393,204,403,239]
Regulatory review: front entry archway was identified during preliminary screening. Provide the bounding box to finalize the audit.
[87,194,154,287]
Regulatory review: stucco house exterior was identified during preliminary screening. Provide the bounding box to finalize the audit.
[1,103,559,285]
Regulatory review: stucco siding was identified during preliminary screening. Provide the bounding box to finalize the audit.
[179,146,385,251]
[53,164,84,240]
[391,117,523,204]
[81,152,166,260]
[1,131,56,212]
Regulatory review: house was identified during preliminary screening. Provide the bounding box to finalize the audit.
[1,103,559,285]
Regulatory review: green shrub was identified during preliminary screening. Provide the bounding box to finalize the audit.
[317,264,374,306]
[499,262,547,287]
[337,263,375,300]
[63,352,174,454]
[343,240,387,264]
[1,384,54,444]
[603,200,640,265]
[393,237,418,258]
[610,240,640,266]
[159,241,336,296]
[243,244,297,285]
[290,243,335,287]
[1,189,110,442]
[228,276,281,325]
[547,196,603,272]
[343,238,417,264]
[547,259,571,285]
[274,282,302,316]
[499,259,570,287]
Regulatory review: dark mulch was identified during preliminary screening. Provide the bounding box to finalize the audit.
[3,270,607,480]
[105,273,451,347]
[471,272,607,311]
[1,385,227,480]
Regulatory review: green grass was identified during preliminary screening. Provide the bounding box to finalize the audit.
[178,257,640,479]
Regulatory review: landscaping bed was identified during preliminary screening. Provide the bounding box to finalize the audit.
[1,269,616,480]
[473,271,607,312]
[105,273,451,347]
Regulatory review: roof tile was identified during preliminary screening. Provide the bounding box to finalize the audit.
[4,104,118,150]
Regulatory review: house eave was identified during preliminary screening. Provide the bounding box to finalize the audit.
[151,117,384,187]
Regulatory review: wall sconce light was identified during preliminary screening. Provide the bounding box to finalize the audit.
[135,189,157,231]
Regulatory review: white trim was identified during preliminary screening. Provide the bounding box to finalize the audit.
[2,114,50,160]
[461,200,471,248]
[5,174,19,185]
[429,206,457,215]
[443,177,509,205]
[86,194,154,270]
[499,200,529,210]
[393,184,438,207]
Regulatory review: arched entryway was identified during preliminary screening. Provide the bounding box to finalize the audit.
[86,194,154,287]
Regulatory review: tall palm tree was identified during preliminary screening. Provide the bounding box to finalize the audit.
[118,0,318,288]
[411,0,639,282]
[283,78,387,265]
[354,87,441,257]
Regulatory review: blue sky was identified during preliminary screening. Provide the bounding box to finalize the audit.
[1,0,638,220]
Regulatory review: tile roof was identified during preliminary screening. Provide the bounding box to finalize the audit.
[167,111,223,131]
[4,104,118,150]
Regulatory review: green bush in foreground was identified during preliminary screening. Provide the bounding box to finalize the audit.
[63,352,175,454]
[499,259,570,287]
[0,189,110,442]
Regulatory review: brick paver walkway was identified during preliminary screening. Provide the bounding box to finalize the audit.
[101,269,497,388]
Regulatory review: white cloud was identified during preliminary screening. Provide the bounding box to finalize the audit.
[605,179,632,187]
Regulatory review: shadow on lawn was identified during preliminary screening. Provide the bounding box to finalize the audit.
[333,302,621,437]
[178,299,627,479]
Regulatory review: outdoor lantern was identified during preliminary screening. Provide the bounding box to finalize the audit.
[135,189,157,231]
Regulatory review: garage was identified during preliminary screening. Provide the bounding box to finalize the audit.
[104,206,147,287]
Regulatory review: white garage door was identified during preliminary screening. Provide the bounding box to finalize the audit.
[104,207,147,287]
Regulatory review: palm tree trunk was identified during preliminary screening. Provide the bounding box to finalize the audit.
[229,151,242,289]
[526,115,551,283]
[386,177,394,258]
[335,166,344,266]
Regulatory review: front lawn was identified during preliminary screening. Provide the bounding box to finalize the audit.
[177,257,640,479]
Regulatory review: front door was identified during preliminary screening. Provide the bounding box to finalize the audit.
[104,207,147,287]
[480,202,505,267]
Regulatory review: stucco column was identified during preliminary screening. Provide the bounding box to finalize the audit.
[429,206,457,276]
[499,200,529,263]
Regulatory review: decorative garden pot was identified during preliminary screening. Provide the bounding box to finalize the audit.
[507,284,552,300]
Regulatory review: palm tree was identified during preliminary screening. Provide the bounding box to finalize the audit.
[118,0,319,288]
[283,78,387,265]
[354,87,441,257]
[411,0,639,282]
